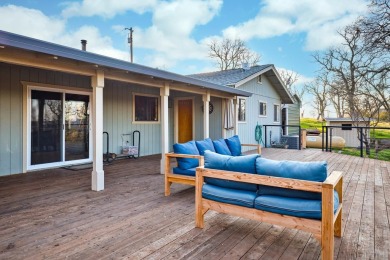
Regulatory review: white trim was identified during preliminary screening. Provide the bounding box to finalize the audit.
[132,92,160,124]
[237,97,247,123]
[258,100,267,117]
[25,84,92,171]
[174,97,195,143]
[273,103,280,123]
[234,67,272,87]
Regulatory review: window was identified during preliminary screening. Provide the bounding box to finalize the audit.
[257,75,262,84]
[238,98,246,122]
[274,104,280,122]
[341,124,352,130]
[259,101,266,116]
[133,94,159,122]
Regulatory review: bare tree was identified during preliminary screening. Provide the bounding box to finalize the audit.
[208,38,261,70]
[313,26,383,154]
[278,69,305,101]
[357,0,390,53]
[305,76,329,120]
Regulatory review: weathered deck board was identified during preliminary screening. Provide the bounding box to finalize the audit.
[0,148,389,259]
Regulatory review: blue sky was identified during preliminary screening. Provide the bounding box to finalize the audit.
[0,0,369,116]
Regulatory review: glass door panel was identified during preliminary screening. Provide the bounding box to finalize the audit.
[31,90,63,165]
[65,94,90,161]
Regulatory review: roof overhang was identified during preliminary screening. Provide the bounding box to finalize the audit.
[0,30,252,98]
[234,65,294,104]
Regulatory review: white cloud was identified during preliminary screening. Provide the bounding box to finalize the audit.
[0,5,65,41]
[61,0,157,18]
[132,0,222,68]
[222,0,368,51]
[0,5,128,60]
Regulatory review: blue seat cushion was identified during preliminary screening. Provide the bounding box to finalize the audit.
[172,167,196,176]
[225,135,242,156]
[254,191,339,220]
[195,138,215,155]
[173,140,200,170]
[204,151,259,191]
[202,183,257,208]
[212,139,232,155]
[256,158,328,200]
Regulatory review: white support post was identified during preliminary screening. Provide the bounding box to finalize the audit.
[203,91,210,139]
[222,98,227,138]
[233,97,238,135]
[91,70,105,191]
[160,84,170,174]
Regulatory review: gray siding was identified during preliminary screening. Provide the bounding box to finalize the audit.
[104,80,162,156]
[0,63,90,176]
[288,100,301,135]
[236,75,283,148]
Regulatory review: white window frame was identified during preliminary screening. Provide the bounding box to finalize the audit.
[259,101,267,117]
[25,84,92,171]
[132,92,160,124]
[274,104,280,122]
[238,97,247,123]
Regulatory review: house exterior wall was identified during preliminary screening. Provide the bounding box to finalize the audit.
[0,63,91,176]
[236,74,282,148]
[287,100,301,135]
[0,63,226,176]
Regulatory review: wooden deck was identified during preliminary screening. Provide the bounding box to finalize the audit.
[0,148,389,259]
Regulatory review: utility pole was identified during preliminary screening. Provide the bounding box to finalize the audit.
[125,27,134,63]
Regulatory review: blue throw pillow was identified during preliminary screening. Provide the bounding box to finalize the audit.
[225,135,242,156]
[256,157,328,199]
[204,150,259,191]
[173,140,200,170]
[195,138,215,155]
[212,139,232,155]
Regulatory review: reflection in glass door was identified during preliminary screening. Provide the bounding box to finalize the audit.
[31,90,63,165]
[65,94,89,161]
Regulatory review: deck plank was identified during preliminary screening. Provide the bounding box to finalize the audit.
[0,149,389,259]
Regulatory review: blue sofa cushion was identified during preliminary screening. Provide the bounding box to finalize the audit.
[212,139,232,155]
[254,191,339,219]
[225,135,242,156]
[173,140,200,170]
[204,151,259,191]
[172,167,196,177]
[256,158,327,200]
[202,183,257,208]
[195,138,215,155]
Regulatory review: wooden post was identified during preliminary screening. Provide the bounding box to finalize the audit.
[160,84,170,174]
[195,167,205,228]
[334,176,343,237]
[203,91,210,139]
[91,70,104,191]
[164,154,171,196]
[321,183,335,259]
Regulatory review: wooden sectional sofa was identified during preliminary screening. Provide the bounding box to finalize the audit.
[195,151,343,260]
[164,136,261,196]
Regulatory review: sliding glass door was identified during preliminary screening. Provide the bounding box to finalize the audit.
[29,88,91,169]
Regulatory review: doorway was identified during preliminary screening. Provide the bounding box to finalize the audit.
[28,88,91,170]
[176,98,194,143]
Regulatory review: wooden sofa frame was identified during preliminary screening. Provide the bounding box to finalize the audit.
[195,166,343,260]
[164,143,261,196]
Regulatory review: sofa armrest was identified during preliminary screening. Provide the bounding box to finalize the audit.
[165,153,204,173]
[241,143,261,155]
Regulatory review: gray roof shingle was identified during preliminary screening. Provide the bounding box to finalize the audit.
[188,65,272,86]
